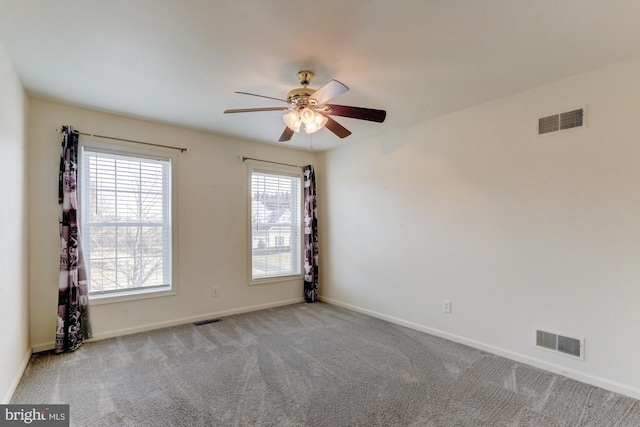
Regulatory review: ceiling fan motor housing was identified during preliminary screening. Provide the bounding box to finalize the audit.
[287,87,316,104]
[287,70,317,104]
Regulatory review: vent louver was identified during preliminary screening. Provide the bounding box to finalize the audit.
[193,318,222,326]
[538,108,585,135]
[535,329,584,359]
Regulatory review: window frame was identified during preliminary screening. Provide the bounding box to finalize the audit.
[247,161,303,285]
[79,138,179,305]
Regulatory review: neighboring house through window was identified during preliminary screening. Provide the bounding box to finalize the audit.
[248,162,302,283]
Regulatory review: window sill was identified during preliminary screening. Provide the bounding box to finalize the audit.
[89,288,176,305]
[249,274,302,286]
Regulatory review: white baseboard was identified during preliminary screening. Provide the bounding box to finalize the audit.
[32,297,305,352]
[320,296,640,401]
[2,347,32,404]
[31,342,54,353]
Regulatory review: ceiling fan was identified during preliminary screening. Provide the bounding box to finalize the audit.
[224,70,386,142]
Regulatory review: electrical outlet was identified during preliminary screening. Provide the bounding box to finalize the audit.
[443,300,452,313]
[211,287,218,297]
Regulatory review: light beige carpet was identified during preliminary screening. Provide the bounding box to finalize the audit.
[11,302,640,426]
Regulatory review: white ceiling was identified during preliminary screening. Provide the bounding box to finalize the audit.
[2,0,640,151]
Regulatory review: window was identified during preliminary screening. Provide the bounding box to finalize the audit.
[249,163,302,282]
[80,142,176,301]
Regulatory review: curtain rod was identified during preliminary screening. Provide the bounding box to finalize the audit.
[241,156,304,168]
[56,128,189,153]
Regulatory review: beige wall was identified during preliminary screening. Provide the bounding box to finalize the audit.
[0,43,30,403]
[319,57,640,399]
[29,99,318,351]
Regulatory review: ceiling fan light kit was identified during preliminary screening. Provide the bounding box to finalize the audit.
[224,70,386,142]
[283,107,328,134]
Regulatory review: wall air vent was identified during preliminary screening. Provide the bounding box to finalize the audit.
[538,108,585,135]
[535,329,584,360]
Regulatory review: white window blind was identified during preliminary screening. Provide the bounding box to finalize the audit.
[250,167,301,280]
[81,147,172,295]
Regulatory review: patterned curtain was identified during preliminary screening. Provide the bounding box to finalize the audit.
[303,165,318,303]
[56,126,92,353]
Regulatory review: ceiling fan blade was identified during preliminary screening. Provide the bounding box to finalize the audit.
[235,91,288,103]
[325,117,352,139]
[224,107,289,113]
[326,104,386,123]
[310,80,349,105]
[279,126,294,142]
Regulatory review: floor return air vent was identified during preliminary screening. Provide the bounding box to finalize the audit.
[194,318,222,326]
[535,329,584,360]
